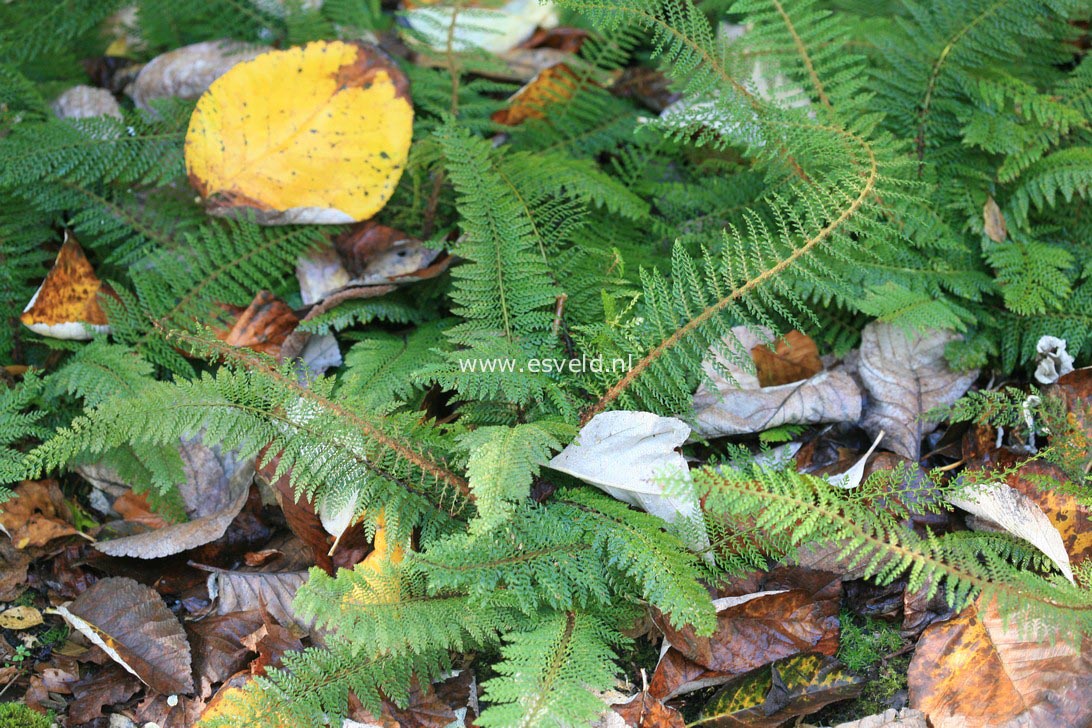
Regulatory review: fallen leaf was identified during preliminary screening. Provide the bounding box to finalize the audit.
[128,39,265,110]
[186,40,413,225]
[828,708,928,728]
[217,290,300,356]
[699,653,864,727]
[693,327,861,438]
[0,538,31,601]
[908,597,1092,727]
[1033,335,1074,384]
[0,480,80,549]
[241,611,304,676]
[492,63,579,125]
[95,437,256,559]
[113,490,170,529]
[203,565,312,632]
[23,665,79,713]
[858,321,978,460]
[949,479,1074,582]
[52,84,122,119]
[548,411,708,549]
[751,330,823,388]
[648,648,732,701]
[404,0,559,54]
[612,691,685,727]
[56,576,195,695]
[20,233,112,341]
[68,663,143,725]
[0,605,43,629]
[1002,460,1092,566]
[187,610,265,697]
[135,691,207,728]
[983,196,1007,243]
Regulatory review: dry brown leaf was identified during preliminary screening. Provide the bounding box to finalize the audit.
[203,565,311,632]
[20,233,112,341]
[216,290,300,356]
[56,576,195,695]
[135,691,207,728]
[858,321,978,460]
[0,538,31,601]
[185,41,413,225]
[826,708,928,728]
[908,598,1092,727]
[612,691,686,727]
[0,480,80,549]
[187,610,265,697]
[492,63,579,125]
[68,663,143,725]
[693,326,860,438]
[751,330,823,387]
[983,196,1008,243]
[95,438,255,559]
[128,39,264,110]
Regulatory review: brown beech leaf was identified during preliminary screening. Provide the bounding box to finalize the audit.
[68,663,142,725]
[216,290,300,356]
[612,690,686,727]
[135,691,207,728]
[700,653,864,727]
[858,321,978,460]
[20,233,113,341]
[649,647,733,701]
[56,576,195,695]
[750,330,823,387]
[909,597,1092,727]
[202,564,311,632]
[242,607,304,676]
[693,326,860,438]
[0,537,31,601]
[95,438,255,559]
[0,480,80,549]
[187,609,265,697]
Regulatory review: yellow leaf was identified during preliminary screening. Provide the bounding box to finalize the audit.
[185,40,413,225]
[21,233,112,341]
[0,606,43,630]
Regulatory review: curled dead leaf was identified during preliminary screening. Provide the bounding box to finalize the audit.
[128,40,265,110]
[21,233,112,341]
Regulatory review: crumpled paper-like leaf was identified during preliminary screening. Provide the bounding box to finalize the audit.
[128,39,265,110]
[185,40,413,225]
[949,479,1074,583]
[908,597,1092,728]
[548,411,708,549]
[693,327,861,439]
[95,438,256,559]
[858,321,978,459]
[205,567,311,633]
[404,0,559,54]
[56,576,194,695]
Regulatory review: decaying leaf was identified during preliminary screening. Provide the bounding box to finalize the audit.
[492,63,578,125]
[52,85,122,119]
[20,233,112,341]
[699,653,864,727]
[548,411,708,549]
[203,565,311,632]
[128,39,264,110]
[751,330,823,388]
[404,0,559,54]
[0,480,81,549]
[95,438,256,559]
[983,196,1007,243]
[68,663,143,725]
[185,41,413,225]
[0,538,31,601]
[858,321,978,459]
[693,328,861,438]
[949,479,1074,583]
[611,690,685,727]
[1003,461,1092,566]
[908,597,1092,727]
[819,708,928,728]
[0,605,43,629]
[187,610,265,697]
[55,576,195,695]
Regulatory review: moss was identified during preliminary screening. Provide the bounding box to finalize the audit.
[0,702,55,728]
[837,612,904,673]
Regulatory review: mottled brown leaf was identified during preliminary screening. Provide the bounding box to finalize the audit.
[612,690,686,727]
[0,480,80,549]
[750,330,823,387]
[983,196,1007,243]
[187,610,265,697]
[68,663,142,725]
[908,598,1092,727]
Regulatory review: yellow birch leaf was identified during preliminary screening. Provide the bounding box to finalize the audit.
[185,40,413,225]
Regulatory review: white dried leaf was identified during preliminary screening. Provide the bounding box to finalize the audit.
[128,40,264,110]
[858,322,978,460]
[52,85,122,120]
[950,481,1074,583]
[548,411,708,550]
[404,0,559,54]
[1034,335,1074,385]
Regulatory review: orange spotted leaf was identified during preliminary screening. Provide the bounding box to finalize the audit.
[492,63,578,125]
[185,41,413,225]
[21,233,111,340]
